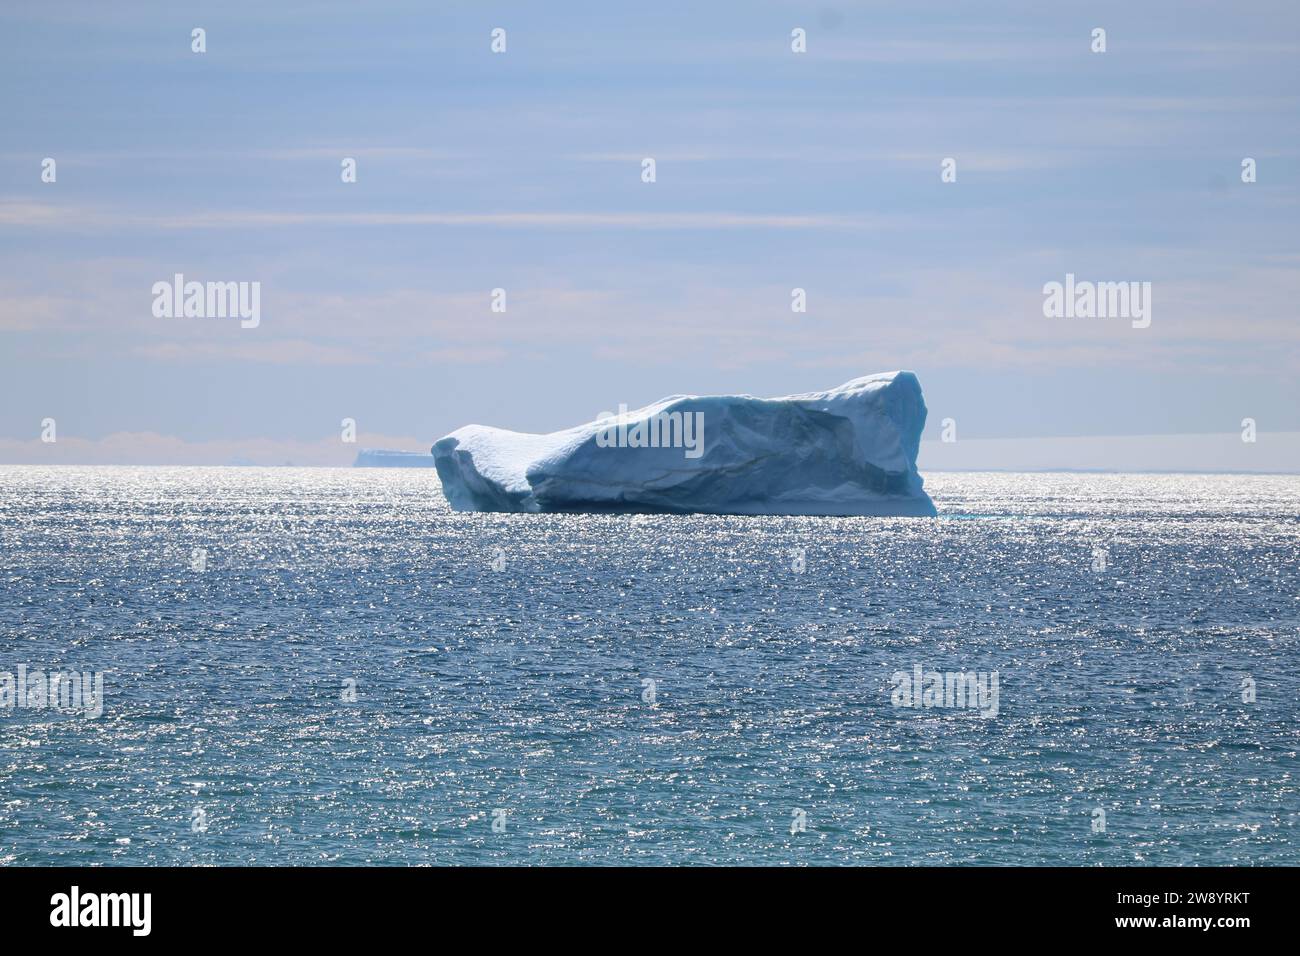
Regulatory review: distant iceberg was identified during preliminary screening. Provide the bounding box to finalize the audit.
[431,371,936,516]
[353,449,437,468]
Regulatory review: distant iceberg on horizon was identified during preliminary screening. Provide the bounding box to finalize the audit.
[431,371,936,516]
[353,449,437,468]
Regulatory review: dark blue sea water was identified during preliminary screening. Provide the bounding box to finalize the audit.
[1,466,1296,865]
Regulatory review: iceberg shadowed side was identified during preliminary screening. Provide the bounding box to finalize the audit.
[431,371,937,516]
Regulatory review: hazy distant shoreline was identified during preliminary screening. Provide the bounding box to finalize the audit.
[0,463,1296,477]
[6,431,1298,472]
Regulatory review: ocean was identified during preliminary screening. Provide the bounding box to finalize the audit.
[0,466,1296,865]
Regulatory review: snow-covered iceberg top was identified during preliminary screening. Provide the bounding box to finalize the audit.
[432,371,936,516]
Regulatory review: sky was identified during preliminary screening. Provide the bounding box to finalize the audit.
[1,0,1297,468]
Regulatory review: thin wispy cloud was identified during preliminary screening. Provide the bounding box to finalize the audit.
[1,202,877,232]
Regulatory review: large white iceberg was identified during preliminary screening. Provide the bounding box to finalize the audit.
[432,371,936,516]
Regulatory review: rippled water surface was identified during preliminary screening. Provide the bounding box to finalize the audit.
[1,467,1297,865]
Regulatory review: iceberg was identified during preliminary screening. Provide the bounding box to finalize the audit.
[353,448,437,468]
[431,371,936,516]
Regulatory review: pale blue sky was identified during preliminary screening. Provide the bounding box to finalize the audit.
[1,0,1297,464]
